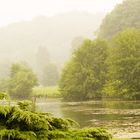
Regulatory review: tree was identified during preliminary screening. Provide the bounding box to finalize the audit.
[0,78,9,93]
[42,63,59,86]
[0,60,11,79]
[8,63,38,99]
[36,46,50,84]
[104,29,140,100]
[98,0,140,39]
[71,36,84,53]
[59,39,109,101]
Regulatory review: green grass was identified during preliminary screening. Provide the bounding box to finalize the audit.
[32,86,61,98]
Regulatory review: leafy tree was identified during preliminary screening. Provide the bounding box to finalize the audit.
[0,60,11,79]
[71,36,84,53]
[0,79,9,93]
[104,29,140,100]
[98,0,140,39]
[59,39,109,101]
[36,46,50,84]
[41,63,59,86]
[8,63,38,99]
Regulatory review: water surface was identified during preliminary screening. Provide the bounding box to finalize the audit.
[37,99,140,138]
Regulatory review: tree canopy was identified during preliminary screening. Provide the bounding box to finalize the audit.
[41,63,59,86]
[60,29,140,101]
[36,46,50,85]
[59,39,108,101]
[8,63,38,99]
[98,0,140,39]
[104,29,140,100]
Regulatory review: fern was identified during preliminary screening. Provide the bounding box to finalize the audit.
[0,106,11,117]
[7,107,50,131]
[0,92,10,100]
[0,129,36,140]
[17,100,32,111]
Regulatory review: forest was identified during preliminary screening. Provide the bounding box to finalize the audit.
[60,29,140,101]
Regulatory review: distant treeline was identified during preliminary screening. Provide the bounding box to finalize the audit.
[98,0,140,39]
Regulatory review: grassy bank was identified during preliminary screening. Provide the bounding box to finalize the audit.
[32,86,61,98]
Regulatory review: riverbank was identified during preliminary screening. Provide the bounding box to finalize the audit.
[1,99,140,139]
[113,132,140,139]
[36,99,140,139]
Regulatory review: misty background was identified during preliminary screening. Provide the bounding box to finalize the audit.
[0,0,123,81]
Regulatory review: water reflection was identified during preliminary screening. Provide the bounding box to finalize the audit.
[36,99,140,138]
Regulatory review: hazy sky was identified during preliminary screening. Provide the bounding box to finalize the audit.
[0,0,123,27]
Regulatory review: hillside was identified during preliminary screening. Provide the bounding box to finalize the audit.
[0,12,104,77]
[98,0,140,39]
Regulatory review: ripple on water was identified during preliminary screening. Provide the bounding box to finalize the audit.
[37,99,140,138]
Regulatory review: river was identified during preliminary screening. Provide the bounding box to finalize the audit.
[36,98,140,138]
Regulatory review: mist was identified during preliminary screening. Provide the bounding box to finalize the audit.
[1,0,140,139]
[0,0,123,79]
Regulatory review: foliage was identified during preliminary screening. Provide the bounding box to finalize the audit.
[0,92,10,100]
[98,0,140,39]
[71,36,84,53]
[0,129,36,140]
[59,39,109,101]
[60,29,140,101]
[0,79,9,93]
[41,64,59,86]
[8,63,38,99]
[104,29,140,100]
[32,86,61,98]
[0,13,104,76]
[36,46,50,85]
[17,100,33,111]
[0,104,112,140]
[36,46,59,86]
[0,61,11,79]
[47,128,112,140]
[112,139,140,140]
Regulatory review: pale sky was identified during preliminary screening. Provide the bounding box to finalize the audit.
[0,0,123,27]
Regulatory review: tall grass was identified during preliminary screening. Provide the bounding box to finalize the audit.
[32,86,61,98]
